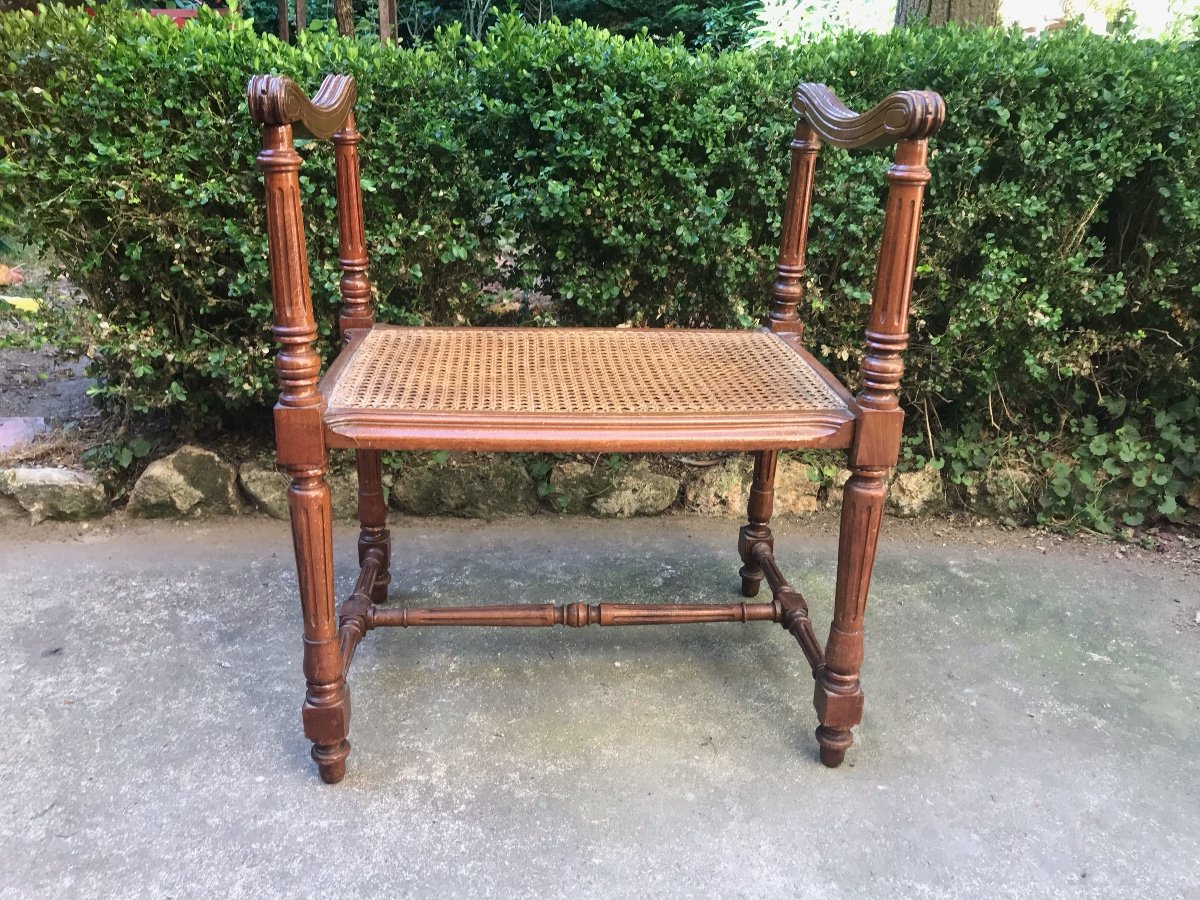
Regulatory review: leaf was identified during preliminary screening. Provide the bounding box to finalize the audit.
[1,296,40,313]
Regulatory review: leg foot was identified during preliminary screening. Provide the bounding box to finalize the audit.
[816,726,852,767]
[312,740,351,784]
[813,673,864,768]
[812,467,885,772]
[287,464,349,784]
[739,567,762,599]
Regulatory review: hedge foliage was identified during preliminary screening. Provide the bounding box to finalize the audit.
[2,6,1198,529]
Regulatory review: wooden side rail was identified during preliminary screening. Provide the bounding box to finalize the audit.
[751,542,824,674]
[251,73,378,783]
[247,74,376,348]
[370,600,784,629]
[769,83,945,365]
[337,549,383,677]
[769,82,945,471]
[333,546,825,677]
[765,83,944,766]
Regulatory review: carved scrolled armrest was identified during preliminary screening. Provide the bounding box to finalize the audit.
[246,74,357,140]
[792,84,945,150]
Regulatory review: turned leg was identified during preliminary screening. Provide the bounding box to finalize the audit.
[356,449,391,604]
[289,464,351,784]
[814,466,886,767]
[738,450,778,598]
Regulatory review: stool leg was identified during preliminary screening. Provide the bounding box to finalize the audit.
[738,450,778,598]
[355,449,391,604]
[814,466,885,767]
[289,464,351,784]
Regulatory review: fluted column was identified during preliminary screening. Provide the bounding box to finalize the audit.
[334,113,373,341]
[768,122,819,335]
[816,139,931,767]
[259,124,350,784]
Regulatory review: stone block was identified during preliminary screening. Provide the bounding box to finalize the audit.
[0,466,108,523]
[774,459,822,516]
[391,455,537,518]
[592,461,679,518]
[549,460,612,513]
[684,457,752,518]
[887,466,945,518]
[127,446,239,518]
[238,461,289,519]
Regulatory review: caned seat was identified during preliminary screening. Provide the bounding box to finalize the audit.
[319,325,854,452]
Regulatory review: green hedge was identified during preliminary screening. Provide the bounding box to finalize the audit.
[2,6,1198,529]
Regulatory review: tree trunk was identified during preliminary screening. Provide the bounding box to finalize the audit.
[378,0,394,42]
[334,0,355,36]
[295,0,306,33]
[895,0,1000,26]
[276,0,290,41]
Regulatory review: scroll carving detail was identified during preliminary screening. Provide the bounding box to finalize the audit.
[247,74,357,140]
[792,84,945,149]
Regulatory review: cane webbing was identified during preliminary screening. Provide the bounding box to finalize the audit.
[327,327,846,416]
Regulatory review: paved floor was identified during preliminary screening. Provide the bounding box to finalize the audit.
[0,515,1196,899]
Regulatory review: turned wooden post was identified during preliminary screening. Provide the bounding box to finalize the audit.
[333,113,391,604]
[258,122,350,784]
[768,122,819,336]
[250,74,360,784]
[737,450,778,598]
[334,113,373,340]
[744,121,816,597]
[353,456,390,605]
[746,120,819,596]
[815,138,933,767]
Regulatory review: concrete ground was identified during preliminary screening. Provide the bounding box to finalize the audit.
[0,514,1196,899]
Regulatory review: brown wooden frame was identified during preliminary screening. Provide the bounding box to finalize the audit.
[247,74,945,783]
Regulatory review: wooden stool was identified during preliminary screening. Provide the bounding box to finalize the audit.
[247,74,945,783]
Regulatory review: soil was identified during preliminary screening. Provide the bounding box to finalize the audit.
[0,347,95,421]
[0,255,102,462]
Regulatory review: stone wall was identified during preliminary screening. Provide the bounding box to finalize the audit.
[1,446,959,524]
